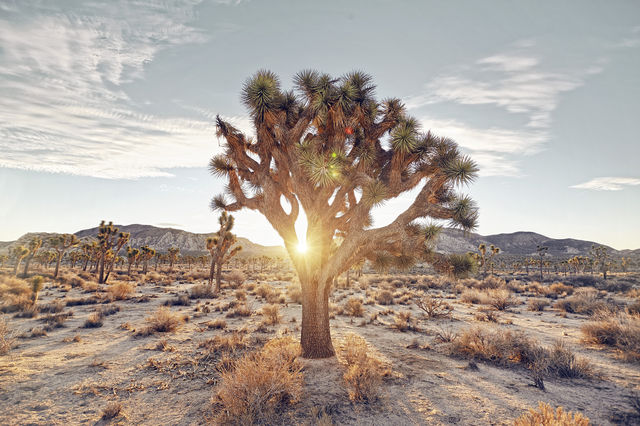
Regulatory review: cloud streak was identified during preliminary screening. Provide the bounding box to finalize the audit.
[0,1,227,179]
[570,177,640,191]
[408,45,603,176]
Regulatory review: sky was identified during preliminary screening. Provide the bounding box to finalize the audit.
[0,0,639,249]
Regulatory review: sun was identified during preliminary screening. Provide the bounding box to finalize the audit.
[297,240,308,254]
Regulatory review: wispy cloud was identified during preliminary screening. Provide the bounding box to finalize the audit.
[408,44,603,176]
[570,177,640,191]
[0,1,230,179]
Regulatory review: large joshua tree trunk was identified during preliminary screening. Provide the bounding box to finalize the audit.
[215,263,223,293]
[54,251,63,278]
[300,278,334,358]
[208,256,216,288]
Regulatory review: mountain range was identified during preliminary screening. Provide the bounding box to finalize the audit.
[1,224,638,260]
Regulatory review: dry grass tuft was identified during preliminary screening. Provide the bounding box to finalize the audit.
[528,298,550,312]
[206,318,227,330]
[415,295,452,318]
[582,312,640,361]
[83,312,104,328]
[200,332,248,356]
[190,283,215,299]
[225,270,246,288]
[213,336,303,425]
[513,402,590,426]
[101,401,123,420]
[107,282,134,300]
[138,307,185,335]
[1,315,14,354]
[450,327,596,384]
[392,311,419,332]
[338,333,391,402]
[375,289,394,305]
[261,304,281,325]
[554,288,616,316]
[343,297,364,317]
[287,282,302,304]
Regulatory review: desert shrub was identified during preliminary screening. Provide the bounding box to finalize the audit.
[343,297,364,317]
[506,280,527,293]
[101,401,123,420]
[548,282,574,296]
[226,303,252,318]
[450,327,595,381]
[235,289,246,301]
[627,300,640,316]
[83,312,104,328]
[65,296,100,306]
[392,311,418,332]
[200,332,249,356]
[0,315,14,354]
[226,270,246,289]
[40,311,73,328]
[582,312,640,361]
[140,307,185,334]
[474,308,501,323]
[142,271,163,283]
[564,275,603,288]
[477,276,506,290]
[107,282,134,301]
[554,288,616,315]
[338,334,390,402]
[528,298,550,312]
[448,253,478,279]
[488,289,518,310]
[39,300,65,314]
[98,304,120,316]
[164,294,191,307]
[513,402,590,426]
[375,289,394,305]
[261,304,281,325]
[287,282,302,304]
[460,289,490,305]
[255,284,275,300]
[213,336,303,425]
[0,275,31,298]
[190,284,215,299]
[206,318,227,330]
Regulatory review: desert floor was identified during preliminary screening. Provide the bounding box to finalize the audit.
[1,269,639,425]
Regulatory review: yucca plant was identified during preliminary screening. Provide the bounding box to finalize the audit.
[22,237,42,277]
[206,212,242,293]
[11,245,29,276]
[30,275,45,304]
[211,70,478,358]
[96,221,130,284]
[49,234,80,278]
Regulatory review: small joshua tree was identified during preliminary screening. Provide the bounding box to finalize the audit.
[590,244,611,280]
[22,237,42,277]
[96,221,130,284]
[206,212,242,293]
[0,254,7,269]
[12,246,29,276]
[126,247,140,275]
[488,244,500,276]
[49,234,80,278]
[30,275,45,304]
[536,245,548,281]
[211,70,478,357]
[140,245,156,274]
[168,247,180,272]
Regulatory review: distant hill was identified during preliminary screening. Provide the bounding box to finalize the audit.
[0,225,637,261]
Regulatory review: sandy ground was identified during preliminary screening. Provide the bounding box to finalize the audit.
[1,270,639,425]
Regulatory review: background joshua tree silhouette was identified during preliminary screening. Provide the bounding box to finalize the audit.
[126,247,140,275]
[22,237,42,277]
[96,221,130,284]
[211,70,478,358]
[206,212,242,293]
[139,245,155,274]
[12,245,29,276]
[49,234,80,278]
[167,247,180,272]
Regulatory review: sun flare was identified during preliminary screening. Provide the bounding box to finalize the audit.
[297,240,308,253]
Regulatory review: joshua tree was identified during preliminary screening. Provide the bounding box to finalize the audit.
[12,246,29,276]
[536,245,548,281]
[0,254,7,269]
[590,245,611,280]
[210,70,478,358]
[206,212,242,293]
[30,276,45,304]
[168,247,180,272]
[126,247,140,275]
[96,221,130,284]
[68,251,82,269]
[22,237,42,277]
[49,234,80,278]
[488,245,500,276]
[477,244,487,277]
[140,245,156,274]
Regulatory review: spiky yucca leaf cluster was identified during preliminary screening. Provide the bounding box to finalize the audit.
[212,70,478,281]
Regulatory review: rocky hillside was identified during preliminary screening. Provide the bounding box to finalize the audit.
[1,225,636,260]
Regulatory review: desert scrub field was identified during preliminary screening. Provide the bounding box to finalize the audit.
[1,269,639,424]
